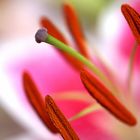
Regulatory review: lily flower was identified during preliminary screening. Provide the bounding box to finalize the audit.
[1,2,140,140]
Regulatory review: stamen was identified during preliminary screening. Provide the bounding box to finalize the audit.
[40,17,83,71]
[63,3,89,58]
[35,28,118,94]
[121,4,140,43]
[53,92,101,121]
[40,16,68,44]
[53,91,93,103]
[45,95,80,140]
[80,69,137,126]
[69,103,101,122]
[23,72,57,133]
[127,41,139,91]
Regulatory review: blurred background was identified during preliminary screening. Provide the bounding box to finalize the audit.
[0,0,124,42]
[0,0,137,140]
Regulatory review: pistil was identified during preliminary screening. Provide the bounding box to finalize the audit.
[35,28,118,94]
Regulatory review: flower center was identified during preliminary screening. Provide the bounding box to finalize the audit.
[34,28,137,125]
[35,28,118,95]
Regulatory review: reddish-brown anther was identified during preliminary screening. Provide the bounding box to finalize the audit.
[40,16,68,44]
[45,95,80,140]
[80,69,137,126]
[23,72,57,133]
[63,3,89,58]
[40,16,83,71]
[121,4,140,43]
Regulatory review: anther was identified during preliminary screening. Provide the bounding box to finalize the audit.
[23,72,57,133]
[80,69,137,126]
[46,95,80,140]
[121,4,140,43]
[63,3,89,58]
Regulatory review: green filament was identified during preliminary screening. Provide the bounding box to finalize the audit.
[69,104,101,122]
[128,41,138,92]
